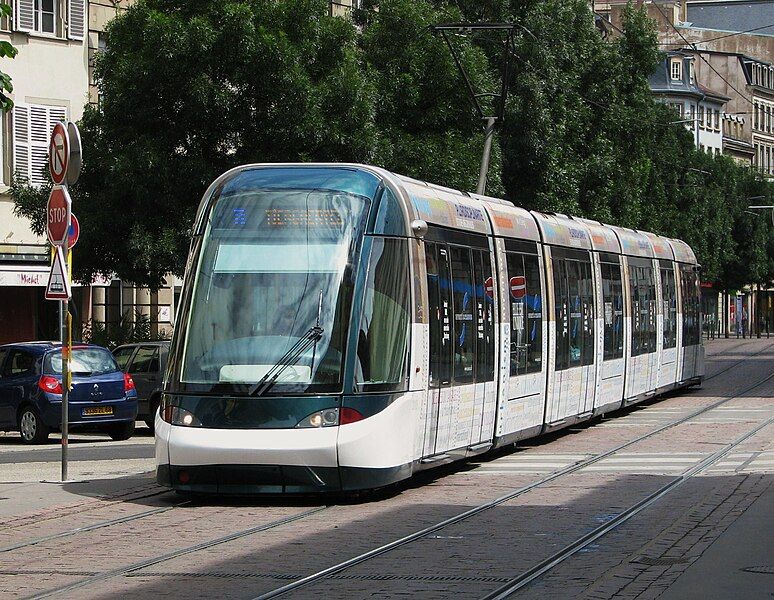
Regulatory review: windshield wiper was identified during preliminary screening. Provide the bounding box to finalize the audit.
[248,326,324,397]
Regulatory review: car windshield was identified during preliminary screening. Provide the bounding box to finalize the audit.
[45,348,119,376]
[180,183,370,393]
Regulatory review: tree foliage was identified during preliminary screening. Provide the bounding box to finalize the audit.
[11,0,773,290]
[0,3,18,111]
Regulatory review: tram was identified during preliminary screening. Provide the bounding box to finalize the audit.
[156,164,704,494]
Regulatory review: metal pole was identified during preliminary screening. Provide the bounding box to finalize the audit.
[477,116,497,195]
[61,294,68,482]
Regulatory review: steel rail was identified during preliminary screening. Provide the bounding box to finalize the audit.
[0,500,188,553]
[25,506,329,600]
[702,340,773,382]
[481,414,774,599]
[253,368,774,599]
[5,342,766,554]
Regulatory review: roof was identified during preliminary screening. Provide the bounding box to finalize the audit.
[648,53,729,104]
[0,342,104,354]
[685,2,774,38]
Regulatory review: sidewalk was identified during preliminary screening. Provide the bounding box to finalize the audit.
[659,476,774,600]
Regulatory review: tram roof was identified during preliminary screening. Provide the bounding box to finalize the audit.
[397,176,491,236]
[196,164,697,264]
[469,193,541,242]
[575,218,621,254]
[608,226,655,258]
[666,237,698,264]
[642,232,675,260]
[530,212,593,250]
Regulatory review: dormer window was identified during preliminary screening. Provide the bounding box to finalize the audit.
[671,58,683,81]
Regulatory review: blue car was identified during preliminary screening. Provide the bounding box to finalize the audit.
[0,342,138,444]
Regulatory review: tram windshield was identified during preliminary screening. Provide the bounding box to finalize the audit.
[181,181,370,393]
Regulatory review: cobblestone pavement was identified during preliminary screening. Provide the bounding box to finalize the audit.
[0,337,771,600]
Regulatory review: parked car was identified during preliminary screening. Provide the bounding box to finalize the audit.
[0,342,138,444]
[112,341,169,431]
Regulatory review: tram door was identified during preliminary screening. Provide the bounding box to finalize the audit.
[423,241,495,457]
[423,243,450,457]
[547,249,596,423]
[658,262,679,388]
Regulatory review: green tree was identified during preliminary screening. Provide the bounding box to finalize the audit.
[0,3,18,111]
[17,0,378,288]
[358,0,502,194]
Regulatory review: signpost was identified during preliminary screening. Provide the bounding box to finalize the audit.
[49,122,69,185]
[46,186,72,246]
[67,215,80,249]
[45,120,81,482]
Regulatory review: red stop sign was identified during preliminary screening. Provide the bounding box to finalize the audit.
[47,186,71,246]
[510,275,526,299]
[484,276,495,299]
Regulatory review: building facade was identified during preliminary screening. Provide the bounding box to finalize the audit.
[0,0,358,345]
[0,0,89,344]
[649,51,728,154]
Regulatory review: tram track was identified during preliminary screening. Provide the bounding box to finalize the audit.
[480,414,774,599]
[24,505,329,600]
[14,342,773,599]
[3,340,762,557]
[0,499,186,553]
[702,340,774,382]
[252,368,774,599]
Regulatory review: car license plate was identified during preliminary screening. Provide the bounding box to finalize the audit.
[82,406,113,416]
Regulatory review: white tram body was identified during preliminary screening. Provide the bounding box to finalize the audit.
[156,164,704,494]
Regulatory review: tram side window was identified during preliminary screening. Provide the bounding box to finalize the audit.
[506,252,543,376]
[473,250,495,383]
[600,260,624,360]
[629,265,641,356]
[524,254,543,374]
[355,237,410,391]
[426,243,453,387]
[566,260,583,368]
[661,266,677,349]
[579,260,595,366]
[450,246,476,383]
[552,253,593,371]
[643,265,657,353]
[553,259,569,371]
[681,267,700,347]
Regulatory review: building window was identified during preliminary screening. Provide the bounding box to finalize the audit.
[12,102,68,187]
[715,109,720,131]
[33,0,55,33]
[698,105,705,129]
[689,61,695,84]
[670,58,683,81]
[13,0,84,40]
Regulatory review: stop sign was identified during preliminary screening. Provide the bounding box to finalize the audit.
[484,276,495,299]
[510,275,526,299]
[47,186,72,246]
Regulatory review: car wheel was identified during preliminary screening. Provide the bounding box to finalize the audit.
[19,406,50,445]
[108,421,135,441]
[144,396,159,433]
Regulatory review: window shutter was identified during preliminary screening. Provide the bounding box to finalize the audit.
[12,104,30,182]
[14,0,33,32]
[68,0,85,40]
[29,105,50,187]
[13,104,67,187]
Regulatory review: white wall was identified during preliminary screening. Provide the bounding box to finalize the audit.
[0,28,89,246]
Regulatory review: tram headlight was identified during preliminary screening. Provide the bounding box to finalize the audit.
[296,408,340,428]
[160,396,201,427]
